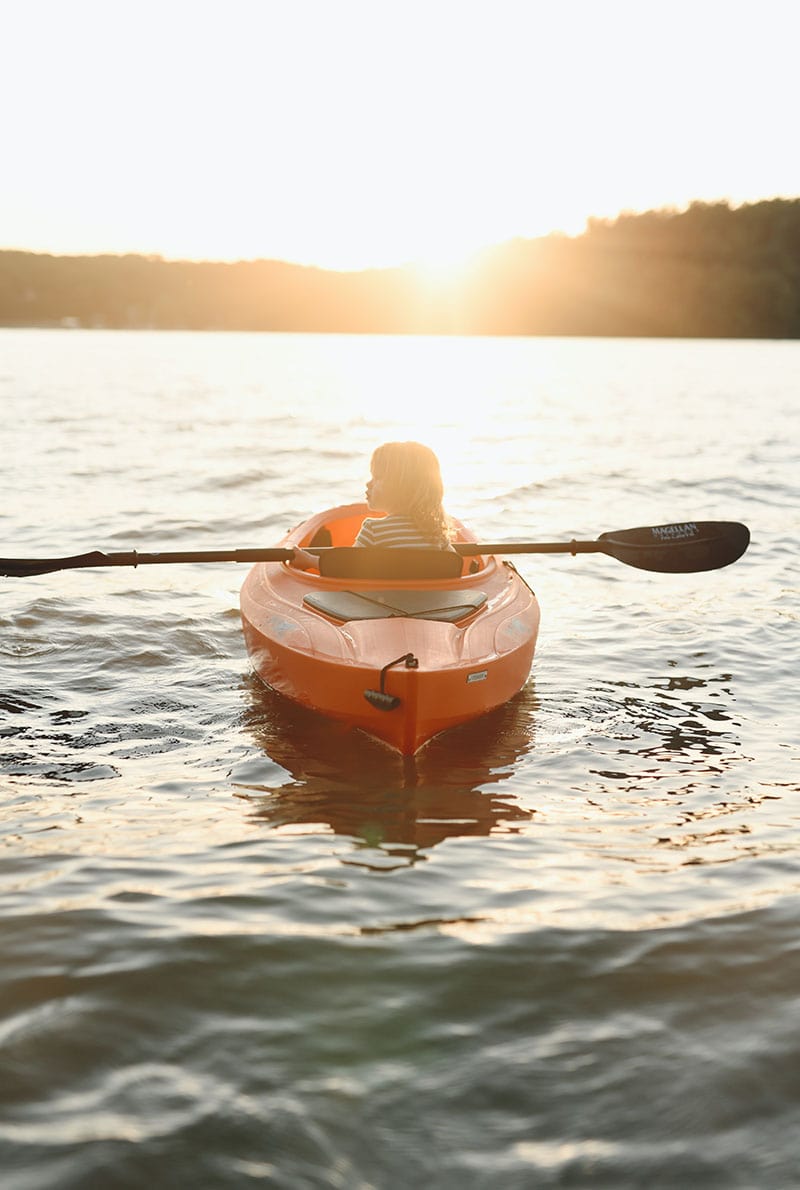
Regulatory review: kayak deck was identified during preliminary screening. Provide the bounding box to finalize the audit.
[303,586,488,623]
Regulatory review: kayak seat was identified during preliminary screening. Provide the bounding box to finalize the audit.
[304,587,487,624]
[317,547,463,580]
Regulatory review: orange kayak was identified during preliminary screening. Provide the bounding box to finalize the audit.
[239,503,541,755]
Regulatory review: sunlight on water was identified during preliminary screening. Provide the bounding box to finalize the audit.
[1,330,798,1189]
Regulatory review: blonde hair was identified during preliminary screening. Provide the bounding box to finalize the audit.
[371,441,451,546]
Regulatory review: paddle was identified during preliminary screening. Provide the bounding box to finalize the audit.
[455,521,751,574]
[0,548,296,579]
[0,521,748,578]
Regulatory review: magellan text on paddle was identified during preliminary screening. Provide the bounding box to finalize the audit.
[651,523,699,541]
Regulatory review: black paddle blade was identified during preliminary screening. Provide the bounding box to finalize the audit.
[598,521,750,573]
[0,551,113,578]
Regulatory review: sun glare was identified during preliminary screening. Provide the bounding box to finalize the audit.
[407,249,482,289]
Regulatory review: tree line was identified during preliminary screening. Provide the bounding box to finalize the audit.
[2,198,798,337]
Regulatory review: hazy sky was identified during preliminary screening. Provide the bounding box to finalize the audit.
[4,0,798,270]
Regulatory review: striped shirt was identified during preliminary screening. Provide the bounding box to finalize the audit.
[355,515,449,550]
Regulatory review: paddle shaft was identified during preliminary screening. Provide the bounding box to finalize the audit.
[0,548,295,578]
[0,540,651,577]
[454,541,604,556]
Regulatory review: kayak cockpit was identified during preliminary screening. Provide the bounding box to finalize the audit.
[289,503,490,578]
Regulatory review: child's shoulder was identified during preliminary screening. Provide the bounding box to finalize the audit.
[363,515,412,528]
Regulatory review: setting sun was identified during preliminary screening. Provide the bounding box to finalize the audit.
[407,243,487,288]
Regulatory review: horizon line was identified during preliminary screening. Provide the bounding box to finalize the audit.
[2,193,798,273]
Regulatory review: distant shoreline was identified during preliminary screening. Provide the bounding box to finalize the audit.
[3,199,799,339]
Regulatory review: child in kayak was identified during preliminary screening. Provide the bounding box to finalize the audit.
[290,441,452,569]
[356,440,452,549]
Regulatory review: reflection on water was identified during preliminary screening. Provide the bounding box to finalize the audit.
[234,676,539,867]
[584,662,744,794]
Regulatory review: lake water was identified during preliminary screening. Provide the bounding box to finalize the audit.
[1,329,798,1188]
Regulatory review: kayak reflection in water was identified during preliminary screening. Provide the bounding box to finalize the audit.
[290,441,456,570]
[235,676,539,869]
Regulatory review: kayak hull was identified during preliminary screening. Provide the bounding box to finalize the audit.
[240,504,540,755]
